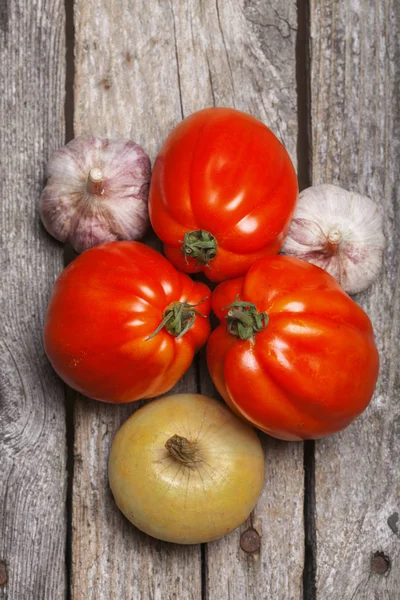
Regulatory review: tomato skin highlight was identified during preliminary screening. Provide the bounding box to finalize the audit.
[44,241,211,403]
[149,107,298,282]
[207,255,379,440]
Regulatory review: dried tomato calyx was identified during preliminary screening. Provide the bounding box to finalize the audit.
[224,298,268,341]
[165,434,202,469]
[181,230,217,266]
[146,298,208,340]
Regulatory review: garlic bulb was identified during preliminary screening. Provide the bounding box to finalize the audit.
[40,136,151,253]
[282,184,385,294]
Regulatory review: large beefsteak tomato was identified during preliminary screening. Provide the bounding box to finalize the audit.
[44,242,211,403]
[149,107,298,282]
[207,255,379,440]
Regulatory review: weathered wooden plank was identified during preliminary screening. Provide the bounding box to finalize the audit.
[72,1,203,598]
[309,0,400,597]
[0,2,67,599]
[191,1,305,597]
[72,393,201,600]
[73,1,304,598]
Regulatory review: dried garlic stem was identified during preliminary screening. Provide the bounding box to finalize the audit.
[326,229,343,255]
[87,167,104,195]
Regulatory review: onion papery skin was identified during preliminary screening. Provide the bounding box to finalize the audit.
[108,394,265,544]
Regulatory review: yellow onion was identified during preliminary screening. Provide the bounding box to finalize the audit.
[108,394,264,544]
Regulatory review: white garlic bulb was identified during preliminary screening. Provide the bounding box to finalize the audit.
[40,136,151,253]
[282,184,385,294]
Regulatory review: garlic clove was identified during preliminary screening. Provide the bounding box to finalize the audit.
[281,184,385,294]
[285,217,327,248]
[40,135,151,253]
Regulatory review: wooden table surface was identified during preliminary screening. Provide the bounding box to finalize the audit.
[1,1,399,599]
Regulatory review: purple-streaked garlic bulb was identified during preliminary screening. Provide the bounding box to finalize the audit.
[281,184,385,294]
[40,136,151,253]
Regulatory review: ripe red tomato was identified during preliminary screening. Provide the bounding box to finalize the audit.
[149,107,298,282]
[207,256,379,440]
[44,242,211,403]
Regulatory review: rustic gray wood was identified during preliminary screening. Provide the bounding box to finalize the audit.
[72,1,202,597]
[309,0,400,598]
[200,357,304,599]
[72,0,304,598]
[192,0,304,595]
[0,2,67,600]
[72,392,201,600]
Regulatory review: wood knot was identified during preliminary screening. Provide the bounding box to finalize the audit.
[371,552,391,575]
[0,561,7,586]
[240,528,261,553]
[101,78,111,90]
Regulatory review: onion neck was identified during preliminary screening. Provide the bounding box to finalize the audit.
[225,298,268,340]
[86,167,105,195]
[165,434,202,468]
[181,230,217,266]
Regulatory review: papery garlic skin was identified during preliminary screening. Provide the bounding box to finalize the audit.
[40,136,151,253]
[281,184,385,294]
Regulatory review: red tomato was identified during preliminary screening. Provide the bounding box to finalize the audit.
[207,256,379,440]
[44,242,211,403]
[149,107,298,282]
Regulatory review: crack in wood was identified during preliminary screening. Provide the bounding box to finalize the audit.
[215,0,236,106]
[0,0,8,35]
[169,0,184,120]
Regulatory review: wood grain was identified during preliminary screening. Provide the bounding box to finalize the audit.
[73,1,202,596]
[0,2,67,599]
[309,0,400,598]
[193,2,304,596]
[72,0,304,599]
[200,352,303,599]
[72,394,201,600]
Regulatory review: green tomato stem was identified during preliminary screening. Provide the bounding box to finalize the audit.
[181,230,217,266]
[224,296,269,340]
[146,297,208,340]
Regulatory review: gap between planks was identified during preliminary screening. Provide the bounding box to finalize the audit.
[295,1,317,599]
[64,3,76,600]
